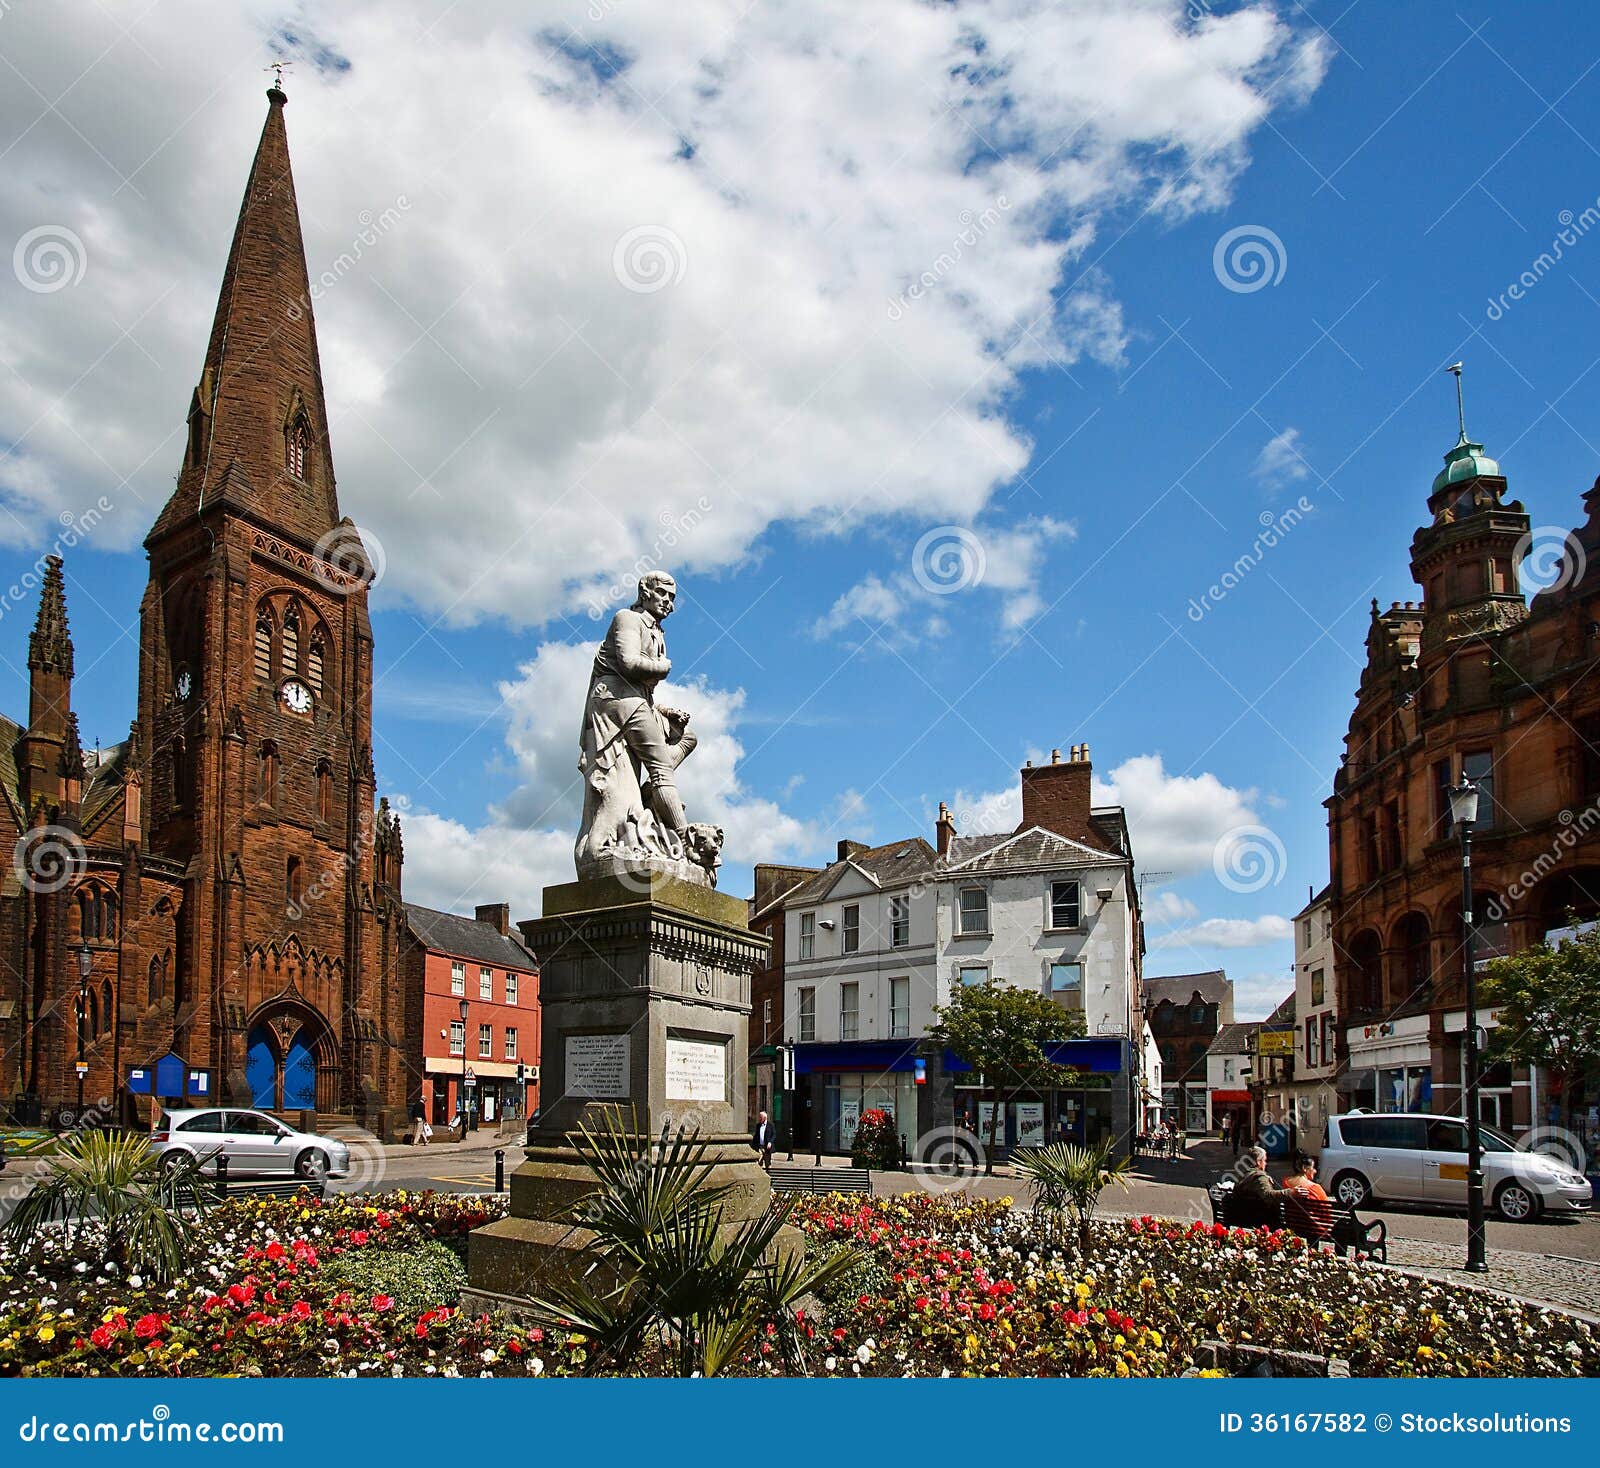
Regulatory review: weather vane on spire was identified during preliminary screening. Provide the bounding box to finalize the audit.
[1446,361,1467,443]
[265,59,293,93]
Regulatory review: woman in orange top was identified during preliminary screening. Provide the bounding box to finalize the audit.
[1281,1151,1333,1244]
[1282,1152,1329,1200]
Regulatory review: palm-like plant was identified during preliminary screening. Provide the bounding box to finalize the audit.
[1012,1137,1131,1253]
[4,1130,215,1283]
[528,1108,855,1377]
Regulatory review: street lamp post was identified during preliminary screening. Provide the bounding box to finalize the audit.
[458,998,471,1145]
[1448,774,1489,1274]
[73,944,92,1120]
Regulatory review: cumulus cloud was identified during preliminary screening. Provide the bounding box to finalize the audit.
[1144,889,1200,924]
[1252,427,1311,490]
[1149,914,1292,949]
[389,637,815,913]
[1090,753,1262,877]
[0,1,1325,628]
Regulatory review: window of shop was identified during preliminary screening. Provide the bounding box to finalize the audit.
[449,1020,464,1056]
[889,895,910,948]
[959,887,988,934]
[505,1027,517,1060]
[478,1023,493,1058]
[799,912,815,960]
[450,961,465,996]
[797,986,816,1041]
[824,1072,915,1153]
[840,982,859,1041]
[479,967,494,1000]
[842,904,860,954]
[1050,880,1080,929]
[506,972,518,1005]
[1376,1064,1431,1113]
[889,976,910,1037]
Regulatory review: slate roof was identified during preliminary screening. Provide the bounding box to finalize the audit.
[1143,970,1231,1008]
[944,825,1127,872]
[1205,1021,1261,1057]
[1262,992,1296,1027]
[781,837,938,906]
[402,902,537,969]
[82,740,131,831]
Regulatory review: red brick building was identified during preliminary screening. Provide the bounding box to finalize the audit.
[400,903,540,1129]
[1327,413,1600,1130]
[747,863,821,1133]
[0,84,411,1132]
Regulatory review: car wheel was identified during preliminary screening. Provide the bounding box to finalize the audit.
[158,1150,186,1175]
[295,1148,328,1182]
[1331,1170,1371,1208]
[1495,1180,1540,1222]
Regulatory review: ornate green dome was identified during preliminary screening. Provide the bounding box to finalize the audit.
[1432,433,1500,495]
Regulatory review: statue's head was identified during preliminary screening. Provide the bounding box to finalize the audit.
[635,571,677,621]
[684,822,724,871]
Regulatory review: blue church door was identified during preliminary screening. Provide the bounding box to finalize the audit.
[245,1027,278,1109]
[283,1028,317,1111]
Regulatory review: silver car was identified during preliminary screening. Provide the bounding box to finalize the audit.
[1321,1111,1592,1221]
[152,1108,351,1182]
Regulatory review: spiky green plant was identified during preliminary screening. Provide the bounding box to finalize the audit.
[4,1130,215,1283]
[1012,1137,1131,1252]
[527,1108,856,1377]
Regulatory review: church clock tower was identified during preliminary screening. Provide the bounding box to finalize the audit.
[138,82,405,1124]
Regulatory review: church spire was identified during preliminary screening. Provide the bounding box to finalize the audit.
[28,554,73,677]
[149,84,341,549]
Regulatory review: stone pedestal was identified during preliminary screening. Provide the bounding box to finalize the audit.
[466,873,780,1306]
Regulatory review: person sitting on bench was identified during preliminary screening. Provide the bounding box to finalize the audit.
[1280,1151,1333,1242]
[1229,1145,1286,1226]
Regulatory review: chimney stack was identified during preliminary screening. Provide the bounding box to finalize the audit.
[475,902,510,936]
[935,801,956,858]
[1019,740,1097,845]
[837,839,870,863]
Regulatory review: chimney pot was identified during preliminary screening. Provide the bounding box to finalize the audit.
[1051,748,1061,764]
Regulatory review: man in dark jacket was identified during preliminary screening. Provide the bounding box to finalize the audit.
[1228,1145,1285,1225]
[751,1110,775,1169]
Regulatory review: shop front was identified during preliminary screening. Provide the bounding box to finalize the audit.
[949,1036,1134,1156]
[1341,1013,1432,1115]
[793,1041,922,1155]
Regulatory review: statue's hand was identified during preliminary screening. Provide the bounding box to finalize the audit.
[659,705,690,738]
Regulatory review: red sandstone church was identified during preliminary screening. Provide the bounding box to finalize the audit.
[0,84,415,1133]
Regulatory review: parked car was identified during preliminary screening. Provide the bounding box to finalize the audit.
[1321,1111,1591,1221]
[151,1108,351,1181]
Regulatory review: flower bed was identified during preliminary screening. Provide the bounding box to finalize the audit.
[4,1189,1595,1378]
[0,1191,563,1379]
[792,1194,1600,1377]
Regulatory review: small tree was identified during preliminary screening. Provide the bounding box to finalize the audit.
[1012,1138,1131,1252]
[929,984,1084,1175]
[1482,924,1600,1133]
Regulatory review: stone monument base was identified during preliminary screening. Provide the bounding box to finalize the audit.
[464,874,801,1312]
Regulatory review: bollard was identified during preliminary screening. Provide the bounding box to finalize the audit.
[216,1151,229,1200]
[494,1148,505,1193]
[900,1133,909,1172]
[814,1137,822,1168]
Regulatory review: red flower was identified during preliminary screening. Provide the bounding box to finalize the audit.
[372,1294,395,1312]
[291,1301,312,1320]
[529,1328,544,1343]
[832,1327,847,1341]
[133,1313,166,1340]
[89,1324,115,1350]
[978,1302,997,1322]
[351,1230,370,1246]
[227,1282,255,1306]
[506,1339,524,1356]
[265,1240,285,1261]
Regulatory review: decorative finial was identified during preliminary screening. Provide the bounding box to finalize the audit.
[265,59,292,102]
[1446,361,1467,444]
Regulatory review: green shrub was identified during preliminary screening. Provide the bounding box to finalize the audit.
[321,1238,466,1316]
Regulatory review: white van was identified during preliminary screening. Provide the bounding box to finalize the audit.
[1321,1112,1591,1221]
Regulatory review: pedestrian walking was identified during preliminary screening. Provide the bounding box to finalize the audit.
[1230,1109,1244,1157]
[1220,1112,1232,1147]
[751,1109,775,1169]
[409,1097,428,1147]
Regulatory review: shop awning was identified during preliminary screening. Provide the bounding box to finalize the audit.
[424,1057,523,1080]
[793,1041,918,1075]
[1210,1089,1252,1104]
[943,1036,1128,1075]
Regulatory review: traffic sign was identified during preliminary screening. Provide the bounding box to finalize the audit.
[75,1061,89,1078]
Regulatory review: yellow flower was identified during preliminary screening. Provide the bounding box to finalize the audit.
[999,1196,1014,1208]
[1073,1282,1090,1302]
[36,1326,55,1343]
[1417,1345,1434,1359]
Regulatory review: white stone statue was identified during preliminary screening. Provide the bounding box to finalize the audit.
[576,571,723,887]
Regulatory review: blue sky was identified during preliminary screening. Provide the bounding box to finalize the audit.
[3,3,1599,1018]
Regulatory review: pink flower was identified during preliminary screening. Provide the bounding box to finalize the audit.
[372,1294,395,1312]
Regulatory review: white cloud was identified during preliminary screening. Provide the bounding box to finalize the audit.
[1231,969,1297,1022]
[1252,427,1311,490]
[1144,889,1200,924]
[1149,914,1292,949]
[0,2,1325,627]
[388,637,815,913]
[1091,753,1262,877]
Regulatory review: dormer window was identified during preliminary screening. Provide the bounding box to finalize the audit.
[286,415,311,479]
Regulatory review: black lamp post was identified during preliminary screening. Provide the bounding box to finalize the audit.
[73,944,92,1120]
[458,998,471,1145]
[1448,774,1489,1273]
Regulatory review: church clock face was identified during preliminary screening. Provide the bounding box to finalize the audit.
[281,679,313,715]
[175,668,192,700]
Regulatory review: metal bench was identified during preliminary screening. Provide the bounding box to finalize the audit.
[768,1165,872,1195]
[1208,1182,1387,1263]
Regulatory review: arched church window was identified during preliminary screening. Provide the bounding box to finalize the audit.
[102,890,118,941]
[286,415,311,479]
[307,635,324,697]
[286,855,303,910]
[78,888,99,941]
[170,737,188,812]
[148,954,164,1004]
[254,613,273,682]
[281,606,299,677]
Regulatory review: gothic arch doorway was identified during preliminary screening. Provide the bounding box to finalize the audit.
[243,1002,337,1113]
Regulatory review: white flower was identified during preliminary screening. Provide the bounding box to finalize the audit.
[530,1357,544,1377]
[856,1343,872,1364]
[481,1349,497,1363]
[128,1275,143,1289]
[824,1355,837,1372]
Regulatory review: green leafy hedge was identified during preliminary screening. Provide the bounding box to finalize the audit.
[319,1238,466,1317]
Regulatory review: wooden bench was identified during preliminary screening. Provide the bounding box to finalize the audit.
[1208,1183,1387,1264]
[768,1165,872,1196]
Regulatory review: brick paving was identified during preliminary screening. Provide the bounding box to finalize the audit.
[1380,1237,1600,1318]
